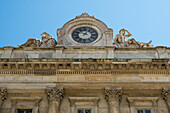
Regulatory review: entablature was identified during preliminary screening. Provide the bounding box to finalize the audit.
[0,58,170,75]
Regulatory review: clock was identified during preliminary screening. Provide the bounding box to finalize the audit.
[72,27,98,44]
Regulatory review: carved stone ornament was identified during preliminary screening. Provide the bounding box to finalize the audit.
[113,28,153,48]
[0,87,8,105]
[46,87,64,102]
[105,87,122,102]
[18,32,57,48]
[162,87,170,101]
[75,12,95,19]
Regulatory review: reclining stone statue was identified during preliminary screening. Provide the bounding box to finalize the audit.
[18,38,41,48]
[40,32,57,48]
[113,28,153,48]
[18,32,57,48]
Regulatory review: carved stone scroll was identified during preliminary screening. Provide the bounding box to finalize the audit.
[46,87,64,113]
[105,87,122,113]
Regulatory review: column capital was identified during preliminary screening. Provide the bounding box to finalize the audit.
[105,87,122,102]
[0,87,8,106]
[162,87,170,101]
[46,86,64,103]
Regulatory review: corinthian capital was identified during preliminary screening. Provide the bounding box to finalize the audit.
[46,87,64,102]
[0,87,8,106]
[105,87,122,102]
[162,87,170,101]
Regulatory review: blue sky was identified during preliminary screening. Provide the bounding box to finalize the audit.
[0,0,170,47]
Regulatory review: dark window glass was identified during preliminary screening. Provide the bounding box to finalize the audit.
[137,110,151,113]
[18,109,32,113]
[78,109,91,113]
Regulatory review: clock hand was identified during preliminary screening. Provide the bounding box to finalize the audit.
[82,32,88,36]
[83,31,88,36]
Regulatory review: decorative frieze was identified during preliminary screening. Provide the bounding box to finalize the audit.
[0,59,170,75]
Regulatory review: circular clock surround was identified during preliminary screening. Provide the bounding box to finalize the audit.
[71,27,98,44]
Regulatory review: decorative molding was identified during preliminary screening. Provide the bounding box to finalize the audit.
[105,87,122,102]
[69,97,100,113]
[46,87,64,103]
[127,97,158,113]
[10,97,42,113]
[0,59,170,75]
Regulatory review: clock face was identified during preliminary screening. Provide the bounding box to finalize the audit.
[72,27,98,44]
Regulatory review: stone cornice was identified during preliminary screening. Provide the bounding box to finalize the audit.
[1,46,170,50]
[0,59,169,74]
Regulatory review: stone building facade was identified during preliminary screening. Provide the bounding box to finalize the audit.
[0,13,170,113]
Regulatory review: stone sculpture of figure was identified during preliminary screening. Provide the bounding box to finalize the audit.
[114,28,132,44]
[18,38,41,48]
[128,38,153,48]
[40,32,57,48]
[18,32,57,48]
[113,28,153,48]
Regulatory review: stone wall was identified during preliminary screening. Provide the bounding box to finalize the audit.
[0,47,170,59]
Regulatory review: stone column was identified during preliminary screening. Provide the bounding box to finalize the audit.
[46,87,64,113]
[0,88,7,107]
[105,87,122,113]
[162,87,170,112]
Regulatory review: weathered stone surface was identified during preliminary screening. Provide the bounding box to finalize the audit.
[0,13,170,113]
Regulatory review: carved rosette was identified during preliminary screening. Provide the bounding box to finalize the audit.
[105,87,122,102]
[46,87,64,103]
[0,88,8,106]
[162,87,170,101]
